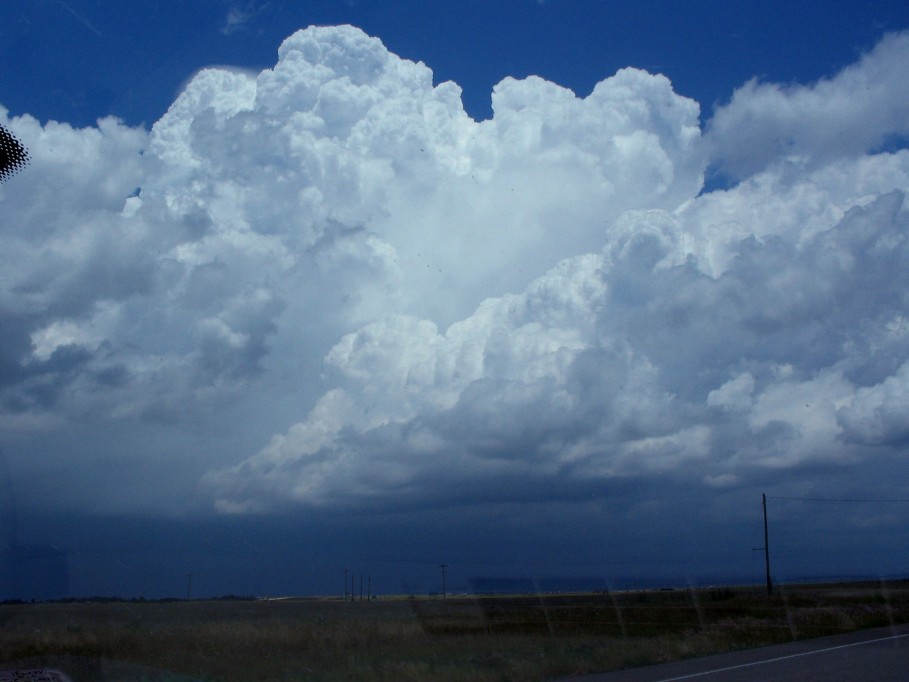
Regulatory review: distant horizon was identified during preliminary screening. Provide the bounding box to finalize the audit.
[7,571,909,605]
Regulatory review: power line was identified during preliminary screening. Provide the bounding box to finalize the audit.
[767,496,909,503]
[760,493,908,597]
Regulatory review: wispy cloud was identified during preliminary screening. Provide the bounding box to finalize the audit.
[55,0,103,37]
[221,1,272,36]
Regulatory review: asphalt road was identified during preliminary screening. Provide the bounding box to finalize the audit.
[556,624,909,681]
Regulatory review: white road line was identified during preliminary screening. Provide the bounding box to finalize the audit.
[655,633,909,681]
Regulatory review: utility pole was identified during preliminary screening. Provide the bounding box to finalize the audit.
[368,576,372,601]
[359,574,363,601]
[186,573,193,601]
[439,564,447,598]
[344,568,349,600]
[762,493,772,596]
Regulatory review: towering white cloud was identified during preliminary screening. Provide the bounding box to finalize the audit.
[2,26,908,516]
[206,161,909,510]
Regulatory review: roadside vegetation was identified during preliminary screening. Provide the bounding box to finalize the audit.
[2,580,908,681]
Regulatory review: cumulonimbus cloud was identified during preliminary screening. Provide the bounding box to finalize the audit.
[2,26,908,516]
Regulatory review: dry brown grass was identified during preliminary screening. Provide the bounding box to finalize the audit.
[2,581,908,681]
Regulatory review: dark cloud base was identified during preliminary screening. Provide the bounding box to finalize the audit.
[6,460,908,601]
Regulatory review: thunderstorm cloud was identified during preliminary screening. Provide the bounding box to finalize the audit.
[2,26,908,516]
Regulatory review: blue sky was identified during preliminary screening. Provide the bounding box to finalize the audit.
[2,1,909,600]
[3,0,908,126]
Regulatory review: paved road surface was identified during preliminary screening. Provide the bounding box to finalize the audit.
[556,624,909,681]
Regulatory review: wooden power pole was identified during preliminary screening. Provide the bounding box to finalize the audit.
[762,493,772,596]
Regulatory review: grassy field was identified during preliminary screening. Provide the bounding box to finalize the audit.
[2,580,909,681]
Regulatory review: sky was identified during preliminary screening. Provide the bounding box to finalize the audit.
[2,0,909,600]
